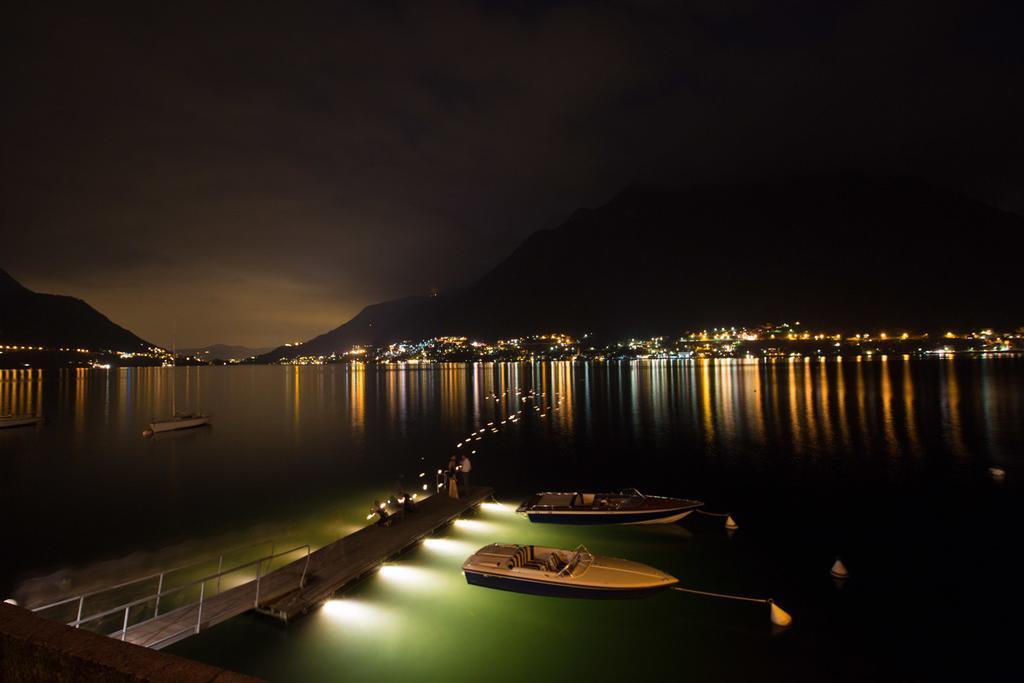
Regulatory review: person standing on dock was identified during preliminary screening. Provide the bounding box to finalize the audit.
[447,456,460,498]
[371,500,390,526]
[460,453,472,493]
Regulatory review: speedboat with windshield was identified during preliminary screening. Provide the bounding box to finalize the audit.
[516,488,703,524]
[462,543,677,598]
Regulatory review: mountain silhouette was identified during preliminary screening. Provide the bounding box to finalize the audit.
[0,270,153,352]
[260,175,1021,361]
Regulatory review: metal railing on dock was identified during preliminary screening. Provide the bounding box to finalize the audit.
[28,485,494,649]
[31,539,275,625]
[32,543,310,644]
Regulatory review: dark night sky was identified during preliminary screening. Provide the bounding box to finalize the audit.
[3,1,1022,347]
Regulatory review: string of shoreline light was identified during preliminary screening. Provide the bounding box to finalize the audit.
[432,384,565,493]
[363,382,566,520]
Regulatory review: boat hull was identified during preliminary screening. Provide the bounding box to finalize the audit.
[0,417,40,429]
[149,416,211,433]
[526,508,695,525]
[464,569,671,599]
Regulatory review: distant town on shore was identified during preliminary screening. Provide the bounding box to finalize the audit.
[2,323,1021,369]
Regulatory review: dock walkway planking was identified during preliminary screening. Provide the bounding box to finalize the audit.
[118,486,494,649]
[259,486,495,622]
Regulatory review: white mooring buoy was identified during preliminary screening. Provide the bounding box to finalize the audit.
[3,598,18,606]
[769,601,793,627]
[989,467,1006,481]
[830,558,849,579]
[724,515,739,530]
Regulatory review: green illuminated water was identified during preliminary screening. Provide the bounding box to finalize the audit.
[170,502,780,682]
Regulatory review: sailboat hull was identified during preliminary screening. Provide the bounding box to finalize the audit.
[0,416,41,429]
[149,416,211,433]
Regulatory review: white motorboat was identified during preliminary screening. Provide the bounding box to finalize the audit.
[0,415,41,429]
[463,543,677,598]
[517,488,703,525]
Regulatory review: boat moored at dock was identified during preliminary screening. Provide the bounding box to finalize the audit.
[463,543,678,598]
[516,488,703,524]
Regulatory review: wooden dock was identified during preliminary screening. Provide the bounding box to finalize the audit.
[260,485,494,622]
[118,487,494,649]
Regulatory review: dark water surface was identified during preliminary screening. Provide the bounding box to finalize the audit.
[2,359,1021,681]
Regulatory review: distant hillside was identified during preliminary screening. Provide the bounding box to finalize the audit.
[179,344,273,360]
[0,270,153,352]
[259,175,1022,361]
[257,295,444,362]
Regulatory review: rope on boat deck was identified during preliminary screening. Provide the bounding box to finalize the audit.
[671,586,792,626]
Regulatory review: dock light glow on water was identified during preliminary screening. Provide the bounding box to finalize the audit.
[451,518,495,533]
[376,565,437,589]
[319,599,389,630]
[421,538,474,555]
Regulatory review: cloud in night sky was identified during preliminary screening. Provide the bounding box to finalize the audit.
[3,1,1021,346]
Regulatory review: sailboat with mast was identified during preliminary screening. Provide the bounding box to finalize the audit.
[144,334,211,436]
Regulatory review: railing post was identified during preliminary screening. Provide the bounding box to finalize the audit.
[75,596,84,627]
[154,573,164,617]
[195,581,205,634]
[121,606,130,641]
[254,557,262,607]
[300,547,310,588]
[216,556,223,595]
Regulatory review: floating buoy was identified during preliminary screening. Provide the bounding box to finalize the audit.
[989,467,1006,481]
[830,558,849,579]
[769,601,792,627]
[142,429,153,437]
[724,515,739,530]
[3,598,17,606]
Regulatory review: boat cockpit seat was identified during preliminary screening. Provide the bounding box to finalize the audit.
[508,545,542,570]
[546,553,566,573]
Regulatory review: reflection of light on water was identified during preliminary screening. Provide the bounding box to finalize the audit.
[480,502,512,514]
[422,538,474,555]
[321,599,385,626]
[452,519,495,533]
[378,564,435,587]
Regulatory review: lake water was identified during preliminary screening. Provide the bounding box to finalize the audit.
[2,359,1021,681]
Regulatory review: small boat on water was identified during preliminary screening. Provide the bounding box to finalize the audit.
[146,413,211,435]
[463,543,677,598]
[0,415,41,429]
[144,343,212,436]
[516,488,703,525]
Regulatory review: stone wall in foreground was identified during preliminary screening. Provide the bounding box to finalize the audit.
[0,603,263,683]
